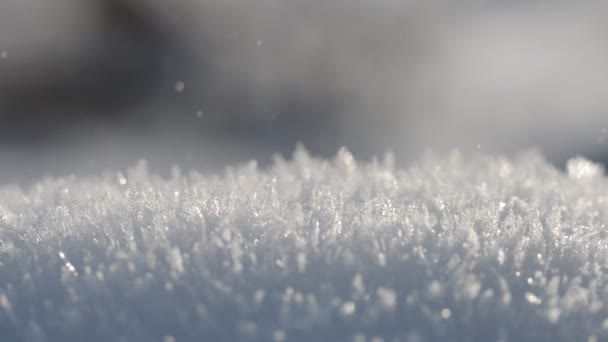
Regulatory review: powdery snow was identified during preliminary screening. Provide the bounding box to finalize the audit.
[1,146,607,341]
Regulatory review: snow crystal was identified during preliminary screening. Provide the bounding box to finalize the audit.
[377,287,397,310]
[1,148,608,341]
[525,292,543,305]
[353,333,367,342]
[273,329,287,342]
[174,81,185,92]
[340,301,356,316]
[440,308,451,319]
[567,156,604,180]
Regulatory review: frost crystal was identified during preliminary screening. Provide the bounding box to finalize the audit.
[441,308,451,319]
[174,81,185,92]
[0,149,607,341]
[567,156,604,180]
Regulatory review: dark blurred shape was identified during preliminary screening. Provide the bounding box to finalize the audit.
[0,0,173,141]
[0,0,342,145]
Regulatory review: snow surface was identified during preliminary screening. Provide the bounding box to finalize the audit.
[1,146,608,341]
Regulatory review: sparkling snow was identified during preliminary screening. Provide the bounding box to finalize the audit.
[1,147,607,341]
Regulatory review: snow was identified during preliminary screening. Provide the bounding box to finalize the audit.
[175,82,186,93]
[1,146,608,341]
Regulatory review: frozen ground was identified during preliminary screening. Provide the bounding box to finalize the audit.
[1,147,607,341]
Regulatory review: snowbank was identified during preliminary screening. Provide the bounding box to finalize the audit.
[1,147,607,341]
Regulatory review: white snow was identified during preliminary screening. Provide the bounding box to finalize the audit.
[1,146,608,341]
[174,82,186,93]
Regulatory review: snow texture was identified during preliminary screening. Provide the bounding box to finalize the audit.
[1,146,607,341]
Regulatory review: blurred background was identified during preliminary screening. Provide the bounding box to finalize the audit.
[1,0,607,183]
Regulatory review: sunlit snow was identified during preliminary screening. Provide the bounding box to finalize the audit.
[1,146,607,341]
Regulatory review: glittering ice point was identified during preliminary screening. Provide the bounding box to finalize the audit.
[0,148,607,341]
[567,156,604,180]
